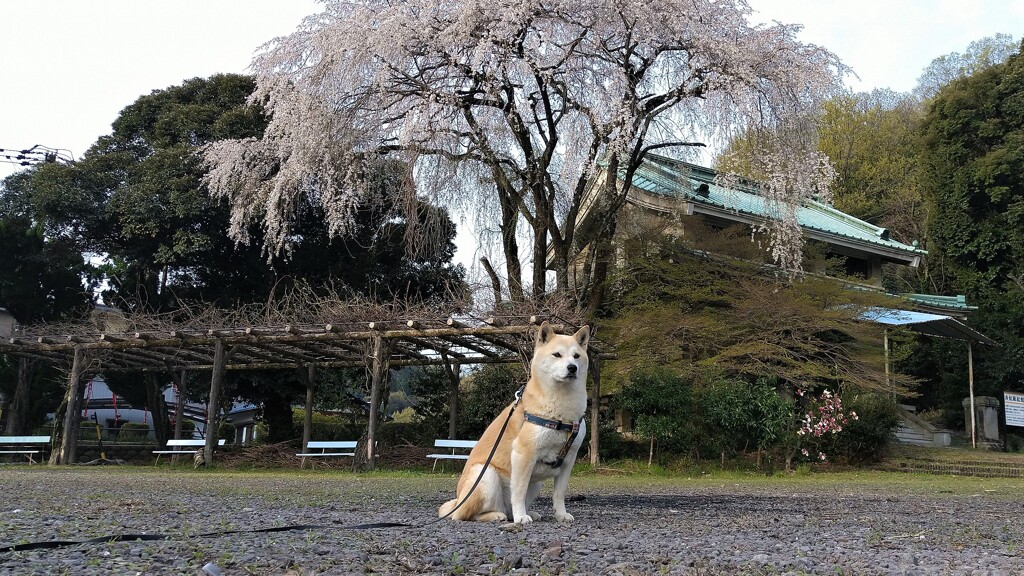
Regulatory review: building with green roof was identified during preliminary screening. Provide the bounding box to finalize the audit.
[622,154,923,278]
[577,153,971,316]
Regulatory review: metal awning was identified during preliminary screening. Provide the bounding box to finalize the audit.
[859,307,997,346]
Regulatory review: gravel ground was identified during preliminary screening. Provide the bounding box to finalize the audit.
[1,466,1022,575]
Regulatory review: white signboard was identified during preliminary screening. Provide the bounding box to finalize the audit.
[1005,391,1024,428]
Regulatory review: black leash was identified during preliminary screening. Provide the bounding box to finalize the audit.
[0,386,526,554]
[434,384,522,522]
[0,523,412,553]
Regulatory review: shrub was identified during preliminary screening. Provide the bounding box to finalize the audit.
[456,365,525,439]
[820,393,901,464]
[595,419,648,461]
[409,366,457,438]
[80,421,102,440]
[1007,433,1023,453]
[218,421,236,443]
[615,366,698,459]
[119,422,151,441]
[699,378,791,459]
[287,408,364,443]
[390,406,418,423]
[171,418,197,435]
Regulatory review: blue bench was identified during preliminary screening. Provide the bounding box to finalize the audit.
[153,438,225,464]
[426,439,477,471]
[296,440,359,458]
[0,435,50,464]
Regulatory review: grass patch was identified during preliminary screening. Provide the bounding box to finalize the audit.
[7,463,1024,502]
[890,444,1024,464]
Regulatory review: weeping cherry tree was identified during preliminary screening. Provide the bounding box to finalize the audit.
[204,0,847,310]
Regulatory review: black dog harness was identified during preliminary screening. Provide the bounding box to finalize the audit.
[523,411,583,468]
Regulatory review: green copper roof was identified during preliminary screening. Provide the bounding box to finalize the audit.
[621,154,927,257]
[903,293,975,312]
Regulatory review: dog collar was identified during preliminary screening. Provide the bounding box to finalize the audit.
[524,412,576,431]
[524,412,583,468]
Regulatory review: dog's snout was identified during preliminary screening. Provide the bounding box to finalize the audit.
[567,364,578,374]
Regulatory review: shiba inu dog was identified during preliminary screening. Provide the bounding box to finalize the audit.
[438,321,590,523]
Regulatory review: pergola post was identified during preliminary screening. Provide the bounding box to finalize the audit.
[171,370,187,465]
[204,339,226,465]
[445,359,460,439]
[301,365,316,469]
[968,341,976,449]
[883,328,891,395]
[366,334,389,468]
[589,355,602,466]
[54,346,85,465]
[174,370,186,441]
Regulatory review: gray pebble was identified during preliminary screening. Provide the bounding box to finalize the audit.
[2,468,1023,575]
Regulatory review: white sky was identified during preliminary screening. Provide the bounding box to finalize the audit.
[0,0,1021,272]
[745,0,1023,93]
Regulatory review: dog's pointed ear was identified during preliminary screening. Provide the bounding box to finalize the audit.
[574,325,590,349]
[536,321,555,345]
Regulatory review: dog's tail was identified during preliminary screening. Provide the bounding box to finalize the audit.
[438,483,485,521]
[437,498,460,519]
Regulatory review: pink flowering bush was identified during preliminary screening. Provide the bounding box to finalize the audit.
[786,388,858,469]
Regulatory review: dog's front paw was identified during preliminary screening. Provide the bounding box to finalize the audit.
[554,511,574,522]
[513,514,534,525]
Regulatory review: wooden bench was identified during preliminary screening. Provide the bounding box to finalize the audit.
[0,435,50,464]
[296,440,359,459]
[153,438,225,464]
[426,439,477,471]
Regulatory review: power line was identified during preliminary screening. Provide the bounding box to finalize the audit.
[0,144,75,167]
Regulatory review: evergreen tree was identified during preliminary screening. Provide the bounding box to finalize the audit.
[920,40,1024,404]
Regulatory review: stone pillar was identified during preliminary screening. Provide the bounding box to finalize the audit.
[963,396,1001,444]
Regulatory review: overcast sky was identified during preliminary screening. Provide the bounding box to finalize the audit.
[2,0,1020,181]
[2,0,1021,182]
[0,1,1021,271]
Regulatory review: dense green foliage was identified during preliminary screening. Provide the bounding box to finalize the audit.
[919,40,1024,403]
[3,74,465,311]
[703,378,791,457]
[923,44,1024,296]
[407,366,458,438]
[614,367,699,456]
[0,74,466,439]
[609,365,897,466]
[0,210,92,433]
[719,37,1024,431]
[602,236,897,394]
[0,213,94,323]
[820,393,902,464]
[599,231,906,466]
[453,364,525,440]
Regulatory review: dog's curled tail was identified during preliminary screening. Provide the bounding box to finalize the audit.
[437,498,459,519]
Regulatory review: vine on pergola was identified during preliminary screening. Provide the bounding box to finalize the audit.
[2,290,610,468]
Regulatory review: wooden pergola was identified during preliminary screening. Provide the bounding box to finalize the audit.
[1,312,612,468]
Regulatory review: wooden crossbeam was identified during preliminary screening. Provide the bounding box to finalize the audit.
[0,317,614,373]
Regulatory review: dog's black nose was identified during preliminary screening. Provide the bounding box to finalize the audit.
[567,364,577,374]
